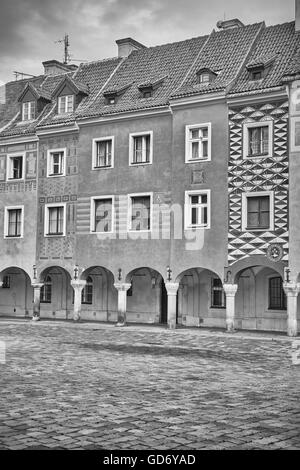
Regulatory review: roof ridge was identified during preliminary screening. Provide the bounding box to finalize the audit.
[80,56,120,67]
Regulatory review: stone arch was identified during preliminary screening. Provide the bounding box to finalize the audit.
[226,255,285,284]
[124,267,165,324]
[79,266,117,322]
[38,266,72,320]
[0,266,33,318]
[175,267,225,328]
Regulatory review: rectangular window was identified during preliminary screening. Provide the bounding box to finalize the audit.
[185,190,210,229]
[269,277,286,310]
[185,123,211,162]
[247,196,270,230]
[243,122,272,159]
[93,137,114,169]
[7,154,24,180]
[129,195,151,231]
[58,95,74,114]
[129,132,153,165]
[2,275,10,289]
[4,207,23,238]
[91,197,113,233]
[47,149,66,177]
[211,278,226,308]
[22,101,35,121]
[45,205,65,236]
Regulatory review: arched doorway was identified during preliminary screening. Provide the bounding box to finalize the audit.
[235,266,287,331]
[176,268,225,328]
[39,266,72,320]
[125,267,165,324]
[80,266,117,322]
[0,267,32,318]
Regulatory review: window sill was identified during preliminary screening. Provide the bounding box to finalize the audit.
[45,233,64,237]
[185,225,209,230]
[92,166,113,170]
[7,178,24,182]
[90,230,114,234]
[186,158,210,164]
[129,162,152,166]
[128,229,151,233]
[4,235,22,239]
[245,227,270,232]
[244,153,270,159]
[210,306,226,309]
[47,174,64,178]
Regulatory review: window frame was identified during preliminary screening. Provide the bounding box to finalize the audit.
[243,121,273,159]
[82,276,93,304]
[129,131,153,166]
[128,192,153,233]
[242,191,274,232]
[268,276,287,311]
[58,95,74,114]
[184,189,211,230]
[40,275,52,303]
[44,203,66,237]
[4,205,24,239]
[211,277,226,309]
[185,123,212,163]
[92,136,115,170]
[90,195,115,234]
[22,101,35,121]
[6,152,25,181]
[47,148,66,178]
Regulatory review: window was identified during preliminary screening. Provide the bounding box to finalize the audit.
[41,275,52,303]
[7,153,24,180]
[22,101,35,121]
[91,197,114,233]
[47,149,66,177]
[242,192,274,231]
[185,123,211,162]
[4,206,24,238]
[58,95,74,114]
[199,73,210,83]
[251,70,263,80]
[185,190,210,229]
[82,276,93,304]
[129,194,152,231]
[129,132,153,165]
[243,121,273,159]
[2,276,10,289]
[269,277,286,310]
[211,278,226,308]
[92,137,114,169]
[45,204,66,236]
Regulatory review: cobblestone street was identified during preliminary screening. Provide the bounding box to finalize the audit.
[0,319,299,450]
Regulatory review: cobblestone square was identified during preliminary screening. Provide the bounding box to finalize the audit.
[0,319,299,450]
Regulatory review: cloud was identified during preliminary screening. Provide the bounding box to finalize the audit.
[0,0,294,83]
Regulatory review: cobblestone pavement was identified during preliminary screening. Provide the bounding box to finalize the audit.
[0,318,299,450]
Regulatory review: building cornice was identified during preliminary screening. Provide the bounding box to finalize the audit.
[169,92,226,109]
[77,106,171,127]
[36,122,79,136]
[227,87,288,105]
[0,135,39,146]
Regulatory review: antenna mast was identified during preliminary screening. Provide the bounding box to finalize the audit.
[56,34,70,64]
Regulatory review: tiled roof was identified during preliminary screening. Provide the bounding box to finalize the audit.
[80,35,209,118]
[229,22,299,95]
[171,23,264,98]
[1,20,300,137]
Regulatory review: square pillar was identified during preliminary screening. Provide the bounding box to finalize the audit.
[71,280,86,321]
[32,283,44,321]
[165,282,179,330]
[114,283,131,326]
[283,282,300,337]
[223,283,238,332]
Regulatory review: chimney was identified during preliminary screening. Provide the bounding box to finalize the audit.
[296,0,300,31]
[217,18,244,30]
[42,60,77,76]
[115,37,146,58]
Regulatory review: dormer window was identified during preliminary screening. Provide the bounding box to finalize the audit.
[250,69,264,81]
[196,69,217,85]
[58,95,74,114]
[106,95,116,105]
[22,101,35,121]
[199,73,210,83]
[143,90,152,99]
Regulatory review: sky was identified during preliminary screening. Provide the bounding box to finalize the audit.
[0,0,295,83]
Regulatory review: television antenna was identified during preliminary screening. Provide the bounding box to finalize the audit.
[55,33,71,64]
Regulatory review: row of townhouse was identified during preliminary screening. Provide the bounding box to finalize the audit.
[0,8,300,336]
